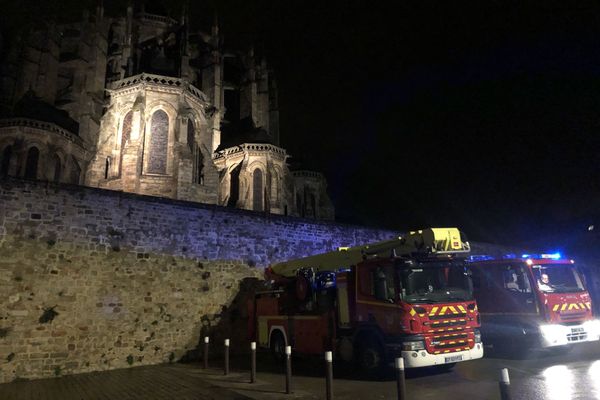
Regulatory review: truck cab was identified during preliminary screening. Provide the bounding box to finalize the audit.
[468,254,600,351]
[352,257,483,368]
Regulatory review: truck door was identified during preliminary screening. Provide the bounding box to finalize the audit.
[475,263,538,342]
[355,262,401,334]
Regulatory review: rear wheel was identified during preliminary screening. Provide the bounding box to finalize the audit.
[270,331,286,362]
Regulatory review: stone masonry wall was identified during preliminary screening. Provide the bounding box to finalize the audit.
[0,178,399,383]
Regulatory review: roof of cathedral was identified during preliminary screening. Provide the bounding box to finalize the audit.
[13,91,80,135]
[216,116,274,151]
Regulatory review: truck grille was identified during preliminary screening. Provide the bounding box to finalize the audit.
[429,320,467,329]
[428,313,468,320]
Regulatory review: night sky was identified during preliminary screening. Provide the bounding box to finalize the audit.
[2,1,600,253]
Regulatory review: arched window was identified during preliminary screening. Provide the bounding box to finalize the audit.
[147,110,169,174]
[1,145,12,177]
[70,157,81,184]
[271,171,279,201]
[104,157,111,179]
[187,119,195,153]
[24,147,39,180]
[195,150,204,184]
[53,154,61,183]
[253,169,263,211]
[119,111,133,174]
[188,120,204,184]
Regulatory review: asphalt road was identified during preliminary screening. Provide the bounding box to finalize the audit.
[200,341,600,400]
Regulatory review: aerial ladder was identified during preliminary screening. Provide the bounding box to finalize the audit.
[268,227,471,279]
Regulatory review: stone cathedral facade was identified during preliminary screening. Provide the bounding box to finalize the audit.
[0,4,334,220]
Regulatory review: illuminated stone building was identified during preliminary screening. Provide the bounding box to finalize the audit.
[0,4,334,220]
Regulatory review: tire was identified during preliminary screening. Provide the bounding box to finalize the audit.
[357,339,385,375]
[270,331,286,362]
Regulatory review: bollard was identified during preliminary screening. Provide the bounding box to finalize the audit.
[224,339,230,375]
[285,345,292,394]
[325,351,333,400]
[395,357,406,400]
[203,336,209,369]
[499,368,512,400]
[250,342,257,383]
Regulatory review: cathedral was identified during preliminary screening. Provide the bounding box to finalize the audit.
[0,3,334,220]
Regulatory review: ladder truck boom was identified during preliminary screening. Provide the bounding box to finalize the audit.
[270,227,470,278]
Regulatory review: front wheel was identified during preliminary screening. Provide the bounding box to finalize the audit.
[357,340,385,376]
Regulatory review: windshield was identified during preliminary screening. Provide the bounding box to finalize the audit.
[532,264,585,293]
[397,260,474,303]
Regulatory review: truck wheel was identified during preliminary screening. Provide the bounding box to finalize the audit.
[357,340,384,375]
[270,331,286,361]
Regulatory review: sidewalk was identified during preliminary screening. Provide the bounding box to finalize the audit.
[0,363,263,400]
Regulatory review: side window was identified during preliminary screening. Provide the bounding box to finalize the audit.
[502,264,531,293]
[372,264,395,302]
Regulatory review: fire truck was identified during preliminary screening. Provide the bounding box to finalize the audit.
[248,228,484,371]
[468,253,600,352]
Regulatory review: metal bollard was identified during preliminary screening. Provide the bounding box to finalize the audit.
[395,357,406,400]
[325,351,333,400]
[250,342,257,383]
[224,339,230,375]
[499,368,512,400]
[203,336,209,369]
[285,345,292,394]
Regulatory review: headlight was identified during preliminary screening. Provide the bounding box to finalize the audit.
[583,320,600,337]
[402,340,425,351]
[540,324,563,344]
[474,329,482,343]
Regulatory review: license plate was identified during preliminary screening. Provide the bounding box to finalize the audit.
[444,355,463,363]
[572,327,584,334]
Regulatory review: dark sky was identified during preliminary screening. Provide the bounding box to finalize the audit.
[3,1,600,251]
[214,1,600,250]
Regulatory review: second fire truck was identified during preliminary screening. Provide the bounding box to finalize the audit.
[468,253,600,352]
[248,228,484,372]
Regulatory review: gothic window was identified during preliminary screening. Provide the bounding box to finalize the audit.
[187,119,194,153]
[187,120,204,184]
[271,171,279,201]
[24,147,39,180]
[253,169,263,211]
[1,145,12,177]
[70,157,81,184]
[119,111,133,174]
[53,154,61,183]
[195,150,204,184]
[310,193,317,218]
[104,157,111,180]
[147,110,168,174]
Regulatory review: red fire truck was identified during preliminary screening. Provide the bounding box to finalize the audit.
[468,253,600,352]
[248,228,484,371]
